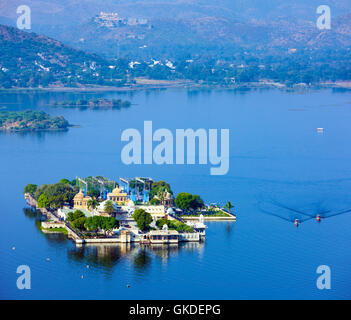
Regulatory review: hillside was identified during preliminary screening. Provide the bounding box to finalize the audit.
[0,24,126,88]
[1,0,351,59]
[70,11,351,60]
[1,22,351,89]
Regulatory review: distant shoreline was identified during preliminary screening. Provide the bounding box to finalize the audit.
[1,80,351,93]
[0,124,79,133]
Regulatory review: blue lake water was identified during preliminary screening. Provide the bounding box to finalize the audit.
[0,88,351,299]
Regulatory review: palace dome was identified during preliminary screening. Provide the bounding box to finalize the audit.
[74,191,85,200]
[108,186,127,196]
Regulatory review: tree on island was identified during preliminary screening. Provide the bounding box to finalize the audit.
[224,201,234,214]
[85,216,101,234]
[150,181,173,200]
[87,199,99,211]
[23,184,37,196]
[156,218,194,233]
[37,194,49,209]
[59,179,70,185]
[35,183,75,209]
[87,189,101,199]
[101,217,119,235]
[104,200,116,215]
[67,210,85,222]
[71,217,86,230]
[175,192,204,212]
[84,216,119,235]
[133,209,153,232]
[149,198,161,205]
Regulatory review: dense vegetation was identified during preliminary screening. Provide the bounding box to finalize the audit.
[0,24,127,88]
[35,182,77,209]
[127,47,351,86]
[53,98,131,109]
[181,210,229,217]
[175,192,204,212]
[24,176,117,209]
[1,24,351,89]
[148,180,173,205]
[23,184,38,196]
[0,110,70,132]
[156,218,194,233]
[133,209,153,232]
[67,210,119,235]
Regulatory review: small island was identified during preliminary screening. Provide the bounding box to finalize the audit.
[53,98,131,110]
[23,176,236,245]
[0,110,71,132]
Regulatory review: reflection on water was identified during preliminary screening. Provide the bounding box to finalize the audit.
[225,221,234,237]
[145,242,204,261]
[23,207,43,220]
[67,242,205,274]
[23,208,205,273]
[132,247,152,271]
[68,244,129,271]
[0,128,68,141]
[23,207,69,244]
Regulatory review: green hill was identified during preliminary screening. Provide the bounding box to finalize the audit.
[0,24,127,88]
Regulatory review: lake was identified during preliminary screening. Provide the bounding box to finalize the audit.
[0,88,351,299]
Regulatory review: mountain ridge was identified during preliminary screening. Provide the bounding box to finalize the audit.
[1,1,351,59]
[1,21,351,89]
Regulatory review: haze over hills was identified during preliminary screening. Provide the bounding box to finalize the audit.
[1,1,351,89]
[1,22,351,89]
[1,0,351,59]
[2,0,351,22]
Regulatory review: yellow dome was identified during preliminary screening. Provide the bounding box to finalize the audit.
[74,191,85,200]
[108,186,127,196]
[112,187,121,193]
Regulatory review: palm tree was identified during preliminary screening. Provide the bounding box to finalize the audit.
[224,201,234,214]
[87,199,99,211]
[156,188,167,205]
[104,200,116,215]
